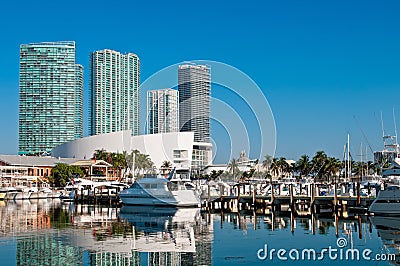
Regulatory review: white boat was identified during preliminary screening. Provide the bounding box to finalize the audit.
[29,187,48,199]
[119,169,201,207]
[369,186,400,215]
[14,187,32,200]
[2,187,19,200]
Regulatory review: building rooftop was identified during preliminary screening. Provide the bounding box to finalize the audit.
[0,155,79,167]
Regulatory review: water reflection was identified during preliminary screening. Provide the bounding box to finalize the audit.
[370,216,400,264]
[0,200,397,265]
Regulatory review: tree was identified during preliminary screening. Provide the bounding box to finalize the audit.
[277,157,290,178]
[270,158,279,178]
[50,163,84,187]
[227,158,240,180]
[325,157,342,182]
[296,154,310,178]
[111,153,127,180]
[262,155,273,176]
[311,151,328,180]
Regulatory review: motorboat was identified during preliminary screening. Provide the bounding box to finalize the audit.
[29,187,48,199]
[14,187,32,200]
[118,168,201,207]
[2,187,19,200]
[369,185,400,215]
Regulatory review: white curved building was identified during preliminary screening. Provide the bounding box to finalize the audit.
[51,130,212,178]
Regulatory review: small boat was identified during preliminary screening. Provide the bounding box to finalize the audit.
[29,188,48,199]
[2,187,19,200]
[14,187,32,200]
[369,185,400,215]
[118,168,201,207]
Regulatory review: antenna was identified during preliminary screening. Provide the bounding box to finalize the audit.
[381,111,385,137]
[393,108,399,154]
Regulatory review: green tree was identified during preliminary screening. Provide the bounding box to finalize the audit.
[227,158,240,180]
[296,154,311,178]
[50,163,84,187]
[277,157,290,178]
[262,155,273,176]
[311,151,328,180]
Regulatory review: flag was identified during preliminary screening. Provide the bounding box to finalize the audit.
[94,153,96,163]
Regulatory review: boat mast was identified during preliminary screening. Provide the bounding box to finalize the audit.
[347,134,350,182]
[393,108,399,157]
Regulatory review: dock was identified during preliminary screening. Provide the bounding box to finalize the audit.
[202,182,376,215]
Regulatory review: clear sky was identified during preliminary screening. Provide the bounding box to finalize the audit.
[0,0,399,163]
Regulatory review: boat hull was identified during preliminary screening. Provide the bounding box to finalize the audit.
[369,189,400,215]
[119,189,200,207]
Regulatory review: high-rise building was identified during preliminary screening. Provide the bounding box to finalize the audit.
[19,41,83,155]
[178,63,211,143]
[90,49,140,136]
[146,89,179,134]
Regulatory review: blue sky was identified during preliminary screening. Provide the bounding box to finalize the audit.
[0,0,399,163]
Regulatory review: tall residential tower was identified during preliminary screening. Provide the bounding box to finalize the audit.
[178,64,211,143]
[19,41,83,155]
[90,49,140,136]
[147,89,179,134]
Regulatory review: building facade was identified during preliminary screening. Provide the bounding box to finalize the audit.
[178,63,211,143]
[90,49,140,136]
[19,41,83,155]
[147,89,179,134]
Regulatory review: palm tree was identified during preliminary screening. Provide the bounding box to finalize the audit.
[93,149,108,161]
[325,157,342,182]
[227,158,239,180]
[311,151,328,180]
[111,153,127,180]
[262,155,273,176]
[270,158,279,178]
[160,160,172,174]
[296,154,310,178]
[277,157,289,178]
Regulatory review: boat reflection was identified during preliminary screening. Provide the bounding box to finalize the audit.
[119,206,199,253]
[370,216,400,264]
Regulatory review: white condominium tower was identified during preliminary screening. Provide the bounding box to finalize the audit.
[147,89,179,134]
[178,63,211,143]
[90,49,140,136]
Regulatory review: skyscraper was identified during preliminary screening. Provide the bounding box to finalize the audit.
[178,63,211,143]
[90,49,140,136]
[146,89,179,134]
[19,41,83,155]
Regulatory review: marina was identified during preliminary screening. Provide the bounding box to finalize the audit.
[0,199,397,265]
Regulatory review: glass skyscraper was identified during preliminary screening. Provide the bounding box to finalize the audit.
[90,49,140,136]
[178,63,211,143]
[146,88,179,134]
[19,41,83,155]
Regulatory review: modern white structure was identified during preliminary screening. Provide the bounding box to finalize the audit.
[90,49,140,136]
[51,131,212,179]
[146,89,179,134]
[178,63,211,143]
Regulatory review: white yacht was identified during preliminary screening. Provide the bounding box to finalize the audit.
[369,186,400,215]
[118,169,201,207]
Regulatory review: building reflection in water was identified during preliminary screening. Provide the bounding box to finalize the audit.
[0,200,213,265]
[2,200,397,265]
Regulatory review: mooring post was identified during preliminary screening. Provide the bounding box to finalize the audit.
[334,183,338,212]
[289,184,294,207]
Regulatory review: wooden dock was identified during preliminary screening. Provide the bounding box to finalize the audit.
[202,183,375,215]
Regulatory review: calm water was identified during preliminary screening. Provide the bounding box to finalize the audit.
[0,200,398,265]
